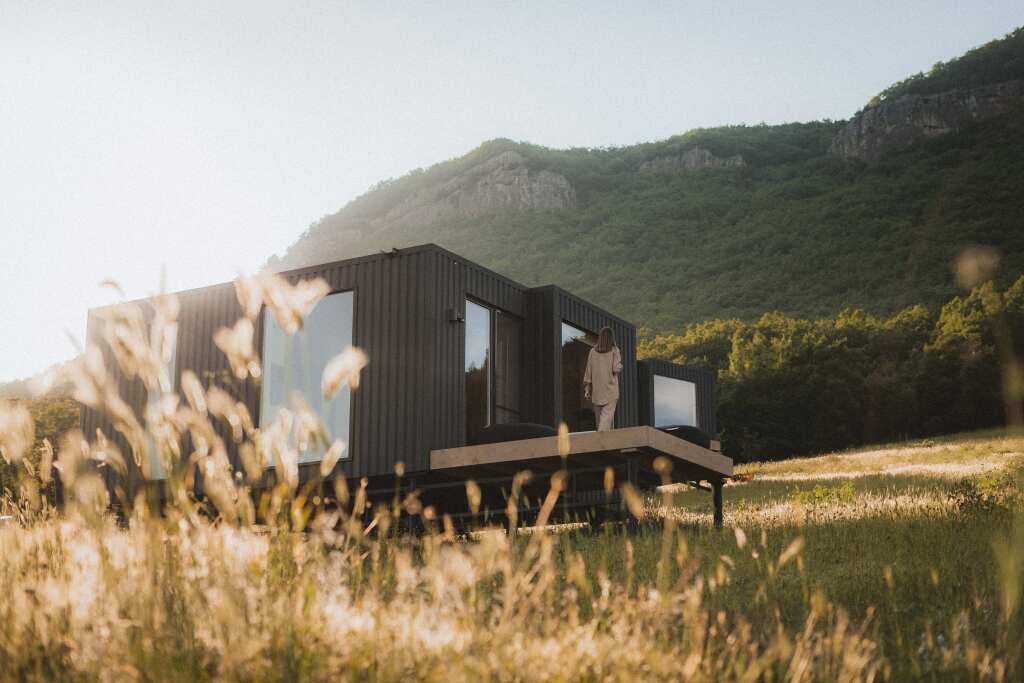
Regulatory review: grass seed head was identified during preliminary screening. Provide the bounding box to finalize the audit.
[321,347,368,400]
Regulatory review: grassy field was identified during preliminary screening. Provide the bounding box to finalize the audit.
[1,428,1021,681]
[566,430,1024,679]
[1,280,1021,681]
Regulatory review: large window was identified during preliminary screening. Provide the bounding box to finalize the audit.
[653,375,697,428]
[260,290,355,464]
[145,338,176,480]
[465,300,491,441]
[494,311,522,424]
[465,299,522,441]
[561,323,598,432]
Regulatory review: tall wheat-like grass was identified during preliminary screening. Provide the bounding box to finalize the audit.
[0,276,1021,681]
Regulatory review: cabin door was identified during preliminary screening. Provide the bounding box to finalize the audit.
[494,310,522,425]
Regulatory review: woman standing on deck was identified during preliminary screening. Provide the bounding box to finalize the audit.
[583,327,622,432]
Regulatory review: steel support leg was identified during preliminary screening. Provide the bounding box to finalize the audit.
[712,479,723,529]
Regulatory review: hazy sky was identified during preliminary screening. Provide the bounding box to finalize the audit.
[2,1,1022,382]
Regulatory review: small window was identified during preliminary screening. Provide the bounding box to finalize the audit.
[561,322,598,432]
[260,290,355,464]
[653,375,697,428]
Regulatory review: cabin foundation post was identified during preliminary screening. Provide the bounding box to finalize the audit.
[626,458,639,487]
[712,479,723,529]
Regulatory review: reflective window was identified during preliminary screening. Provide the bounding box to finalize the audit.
[494,311,522,425]
[146,337,176,480]
[653,375,697,427]
[465,300,491,441]
[260,291,354,464]
[561,323,598,432]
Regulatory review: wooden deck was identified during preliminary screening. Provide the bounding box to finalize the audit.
[430,426,732,481]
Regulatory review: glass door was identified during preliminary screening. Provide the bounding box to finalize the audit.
[561,323,598,432]
[465,300,523,441]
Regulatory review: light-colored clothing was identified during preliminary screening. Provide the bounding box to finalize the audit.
[594,399,617,432]
[584,346,622,407]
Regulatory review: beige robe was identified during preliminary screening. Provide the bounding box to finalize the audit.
[584,347,622,406]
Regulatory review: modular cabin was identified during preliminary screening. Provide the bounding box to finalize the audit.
[79,244,731,525]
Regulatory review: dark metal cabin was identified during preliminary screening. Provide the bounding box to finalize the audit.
[80,244,730,523]
[81,245,636,481]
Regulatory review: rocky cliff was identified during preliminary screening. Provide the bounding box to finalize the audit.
[275,149,576,269]
[638,147,745,173]
[377,150,576,229]
[831,80,1024,161]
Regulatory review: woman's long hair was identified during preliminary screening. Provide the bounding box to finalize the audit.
[595,326,616,353]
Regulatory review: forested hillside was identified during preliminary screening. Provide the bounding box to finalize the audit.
[274,27,1024,333]
[870,25,1024,104]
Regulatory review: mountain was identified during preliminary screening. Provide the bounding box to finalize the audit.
[272,27,1024,332]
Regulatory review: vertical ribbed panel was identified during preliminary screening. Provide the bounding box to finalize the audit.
[79,301,187,500]
[429,251,465,452]
[175,282,252,492]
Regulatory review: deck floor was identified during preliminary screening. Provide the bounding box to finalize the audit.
[430,426,732,483]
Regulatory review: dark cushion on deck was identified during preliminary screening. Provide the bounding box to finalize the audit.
[468,423,557,446]
[657,425,712,449]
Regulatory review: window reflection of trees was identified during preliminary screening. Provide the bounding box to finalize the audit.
[464,301,491,441]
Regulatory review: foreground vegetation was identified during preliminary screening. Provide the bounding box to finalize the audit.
[1,271,1023,681]
[2,429,1022,681]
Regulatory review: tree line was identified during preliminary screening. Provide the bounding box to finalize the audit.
[640,273,1024,462]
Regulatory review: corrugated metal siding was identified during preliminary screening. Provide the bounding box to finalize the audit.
[317,249,433,477]
[637,359,718,436]
[80,248,440,483]
[521,290,552,426]
[426,249,533,451]
[175,283,254,493]
[79,303,183,499]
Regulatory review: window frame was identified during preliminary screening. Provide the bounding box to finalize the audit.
[560,320,599,432]
[464,297,495,437]
[258,287,357,468]
[463,297,525,438]
[652,374,698,428]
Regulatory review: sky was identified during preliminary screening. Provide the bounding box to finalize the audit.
[2,1,1022,382]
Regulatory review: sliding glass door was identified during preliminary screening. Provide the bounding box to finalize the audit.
[561,322,598,432]
[494,310,522,424]
[465,299,522,441]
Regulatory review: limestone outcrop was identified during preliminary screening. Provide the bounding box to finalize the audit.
[377,150,575,230]
[830,80,1024,161]
[638,147,745,174]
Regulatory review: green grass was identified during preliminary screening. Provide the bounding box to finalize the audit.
[559,430,1024,679]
